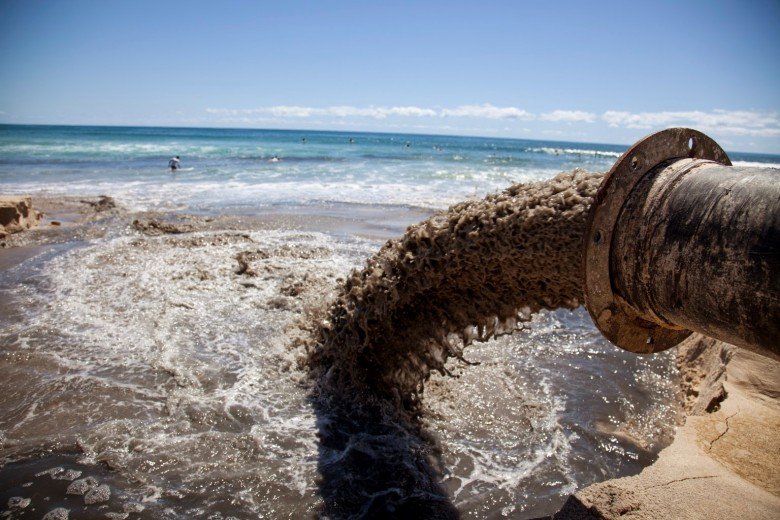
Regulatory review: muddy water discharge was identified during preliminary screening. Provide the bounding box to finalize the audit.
[0,173,680,519]
[308,169,602,400]
[305,170,624,517]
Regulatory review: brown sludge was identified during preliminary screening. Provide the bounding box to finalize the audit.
[306,169,604,407]
[131,219,194,236]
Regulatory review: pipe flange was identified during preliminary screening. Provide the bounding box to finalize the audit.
[582,128,731,353]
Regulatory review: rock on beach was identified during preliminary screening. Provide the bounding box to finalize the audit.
[0,196,41,238]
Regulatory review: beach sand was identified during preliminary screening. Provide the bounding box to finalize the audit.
[555,335,780,519]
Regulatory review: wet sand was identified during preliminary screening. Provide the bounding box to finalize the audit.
[555,335,780,519]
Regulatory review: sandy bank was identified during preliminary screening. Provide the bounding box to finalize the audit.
[0,196,41,238]
[554,335,780,519]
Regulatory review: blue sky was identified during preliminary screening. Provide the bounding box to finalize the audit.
[1,0,779,152]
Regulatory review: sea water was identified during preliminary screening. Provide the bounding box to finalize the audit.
[3,125,776,212]
[0,125,623,212]
[1,125,778,519]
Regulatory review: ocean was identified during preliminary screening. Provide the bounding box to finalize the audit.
[2,124,777,213]
[0,124,777,519]
[0,125,629,212]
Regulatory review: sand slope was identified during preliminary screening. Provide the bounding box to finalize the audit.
[555,336,780,519]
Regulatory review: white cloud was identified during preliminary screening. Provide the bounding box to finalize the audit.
[602,109,780,137]
[382,106,439,118]
[267,106,318,118]
[316,106,439,118]
[206,104,596,123]
[540,110,596,123]
[208,103,533,120]
[207,105,437,119]
[204,106,780,140]
[440,103,533,120]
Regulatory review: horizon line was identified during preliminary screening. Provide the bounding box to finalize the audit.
[2,121,779,157]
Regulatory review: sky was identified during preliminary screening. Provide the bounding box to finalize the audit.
[1,0,779,152]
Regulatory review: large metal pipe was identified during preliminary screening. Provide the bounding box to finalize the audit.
[583,128,779,359]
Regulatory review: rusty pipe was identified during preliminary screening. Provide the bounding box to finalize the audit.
[583,128,779,359]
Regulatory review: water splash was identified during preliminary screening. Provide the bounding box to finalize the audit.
[308,169,603,406]
[303,169,611,517]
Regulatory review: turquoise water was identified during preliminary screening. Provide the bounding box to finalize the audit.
[4,124,777,212]
[0,125,626,211]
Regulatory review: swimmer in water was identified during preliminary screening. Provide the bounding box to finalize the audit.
[168,156,181,170]
[269,155,281,163]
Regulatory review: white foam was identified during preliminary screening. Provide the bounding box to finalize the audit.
[529,147,622,158]
[1,154,573,212]
[732,160,780,169]
[423,308,678,511]
[0,142,221,156]
[3,229,377,511]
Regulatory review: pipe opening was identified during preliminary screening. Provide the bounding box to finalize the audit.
[583,127,779,359]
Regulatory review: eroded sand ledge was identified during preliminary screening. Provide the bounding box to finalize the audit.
[554,335,780,520]
[0,196,41,238]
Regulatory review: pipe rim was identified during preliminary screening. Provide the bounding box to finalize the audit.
[582,128,731,353]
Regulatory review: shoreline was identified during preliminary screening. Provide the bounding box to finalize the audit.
[0,195,437,247]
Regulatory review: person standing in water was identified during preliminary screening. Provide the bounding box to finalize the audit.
[168,156,181,170]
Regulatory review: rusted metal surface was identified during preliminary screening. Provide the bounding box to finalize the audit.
[583,128,779,359]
